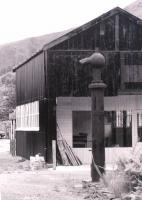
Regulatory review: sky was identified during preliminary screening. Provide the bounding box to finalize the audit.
[0,0,136,45]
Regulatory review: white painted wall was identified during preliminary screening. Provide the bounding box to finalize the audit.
[56,95,142,164]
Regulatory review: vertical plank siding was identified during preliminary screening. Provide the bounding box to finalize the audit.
[119,14,142,50]
[51,17,115,51]
[46,50,142,97]
[120,52,142,92]
[50,14,142,51]
[46,50,120,97]
[16,52,45,105]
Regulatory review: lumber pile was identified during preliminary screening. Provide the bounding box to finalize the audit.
[57,124,82,166]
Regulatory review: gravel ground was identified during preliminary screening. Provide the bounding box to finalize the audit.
[0,139,91,200]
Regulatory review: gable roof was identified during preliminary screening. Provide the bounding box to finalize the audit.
[13,6,142,72]
[43,7,142,51]
[13,29,73,72]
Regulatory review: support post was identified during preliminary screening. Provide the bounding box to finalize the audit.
[52,140,56,170]
[89,82,106,181]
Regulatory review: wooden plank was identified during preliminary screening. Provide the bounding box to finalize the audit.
[57,125,70,165]
[63,140,79,165]
[57,123,81,166]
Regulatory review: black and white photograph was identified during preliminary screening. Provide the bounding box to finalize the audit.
[0,0,142,199]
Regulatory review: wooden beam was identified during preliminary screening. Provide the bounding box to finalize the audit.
[48,50,142,53]
[115,15,119,51]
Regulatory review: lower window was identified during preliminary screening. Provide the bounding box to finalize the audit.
[105,111,132,147]
[73,111,91,148]
[72,110,132,148]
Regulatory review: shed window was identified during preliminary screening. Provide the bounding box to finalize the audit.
[72,110,132,148]
[105,111,132,147]
[16,101,39,131]
[73,111,91,148]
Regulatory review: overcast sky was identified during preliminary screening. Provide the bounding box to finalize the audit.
[0,0,135,45]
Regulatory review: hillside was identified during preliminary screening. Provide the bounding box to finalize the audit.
[125,0,142,18]
[0,29,72,75]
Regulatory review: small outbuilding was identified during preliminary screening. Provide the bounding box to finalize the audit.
[13,7,142,164]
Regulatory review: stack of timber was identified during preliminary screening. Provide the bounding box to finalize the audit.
[57,124,82,166]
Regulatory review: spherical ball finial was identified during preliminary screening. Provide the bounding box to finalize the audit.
[88,52,105,68]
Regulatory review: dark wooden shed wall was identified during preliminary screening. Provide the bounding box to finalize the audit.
[119,14,142,50]
[51,17,115,51]
[46,50,120,98]
[16,52,45,105]
[46,50,142,97]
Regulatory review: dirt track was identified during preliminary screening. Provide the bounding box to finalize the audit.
[0,139,91,200]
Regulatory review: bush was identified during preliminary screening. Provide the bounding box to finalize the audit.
[104,170,131,198]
